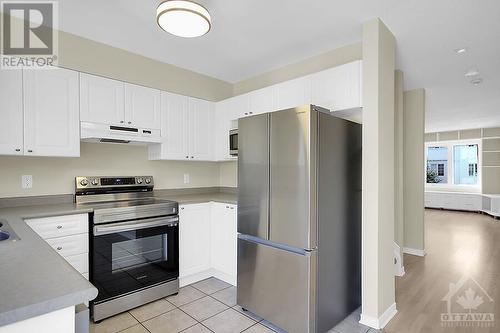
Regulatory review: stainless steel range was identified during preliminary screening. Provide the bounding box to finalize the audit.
[75,176,179,322]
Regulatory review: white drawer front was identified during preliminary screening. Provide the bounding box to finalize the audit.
[46,233,88,257]
[65,253,89,274]
[26,214,88,239]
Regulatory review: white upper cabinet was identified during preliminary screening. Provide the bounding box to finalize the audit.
[0,69,24,155]
[23,68,80,157]
[248,87,274,115]
[225,94,250,120]
[80,73,125,126]
[80,73,160,129]
[149,92,214,161]
[274,76,312,111]
[311,60,362,111]
[149,92,189,160]
[124,83,161,129]
[188,97,214,161]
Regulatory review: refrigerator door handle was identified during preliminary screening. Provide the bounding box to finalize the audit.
[238,234,314,256]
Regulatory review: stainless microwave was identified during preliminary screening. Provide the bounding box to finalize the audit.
[229,129,238,156]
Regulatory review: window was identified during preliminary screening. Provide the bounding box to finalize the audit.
[454,144,478,185]
[438,164,445,176]
[426,146,448,183]
[425,141,480,187]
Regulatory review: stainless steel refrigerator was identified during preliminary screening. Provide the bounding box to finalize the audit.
[237,105,361,333]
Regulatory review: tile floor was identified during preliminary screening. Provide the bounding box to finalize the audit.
[90,277,376,333]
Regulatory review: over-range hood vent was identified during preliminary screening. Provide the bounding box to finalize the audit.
[99,138,131,144]
[81,121,162,145]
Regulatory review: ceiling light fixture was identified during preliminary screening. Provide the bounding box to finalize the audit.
[471,78,483,86]
[454,47,468,54]
[465,68,479,77]
[156,0,211,38]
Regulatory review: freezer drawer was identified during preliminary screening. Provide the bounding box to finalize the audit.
[237,236,316,333]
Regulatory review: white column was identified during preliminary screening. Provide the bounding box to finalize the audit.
[360,18,397,329]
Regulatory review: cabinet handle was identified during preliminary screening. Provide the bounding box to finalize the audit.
[186,156,189,159]
[249,112,253,114]
[181,207,184,210]
[56,246,62,251]
[27,149,33,153]
[56,225,62,229]
[128,121,132,124]
[15,148,21,152]
[244,112,248,115]
[190,156,194,159]
[120,120,124,123]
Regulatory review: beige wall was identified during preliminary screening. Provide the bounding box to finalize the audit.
[58,31,233,102]
[0,143,220,198]
[360,18,396,324]
[403,89,425,251]
[232,43,362,95]
[394,70,404,257]
[219,161,237,187]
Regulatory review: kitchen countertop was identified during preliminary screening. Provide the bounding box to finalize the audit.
[0,190,237,327]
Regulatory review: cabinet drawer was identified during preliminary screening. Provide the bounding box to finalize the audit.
[26,214,88,239]
[65,253,89,274]
[46,233,89,257]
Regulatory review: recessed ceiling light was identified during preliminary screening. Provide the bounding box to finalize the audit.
[156,0,211,38]
[471,78,483,85]
[465,68,479,77]
[454,47,468,54]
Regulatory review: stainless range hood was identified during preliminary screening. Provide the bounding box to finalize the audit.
[80,122,161,145]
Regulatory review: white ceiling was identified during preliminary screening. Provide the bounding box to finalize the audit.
[57,0,500,132]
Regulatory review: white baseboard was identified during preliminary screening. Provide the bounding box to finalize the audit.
[179,270,213,287]
[395,265,405,277]
[359,302,397,329]
[403,247,426,257]
[180,269,236,288]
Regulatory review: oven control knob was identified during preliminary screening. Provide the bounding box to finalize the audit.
[91,179,99,186]
[136,178,143,184]
[145,178,151,184]
[79,179,88,186]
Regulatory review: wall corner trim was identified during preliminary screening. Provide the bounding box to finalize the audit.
[360,302,398,329]
[403,247,426,257]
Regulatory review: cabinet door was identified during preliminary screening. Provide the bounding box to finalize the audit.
[0,69,24,155]
[188,97,214,161]
[124,83,161,129]
[222,94,250,120]
[311,60,362,111]
[211,203,237,280]
[80,73,125,125]
[23,68,80,157]
[179,204,211,278]
[160,92,189,160]
[274,76,311,111]
[214,101,236,161]
[248,87,274,115]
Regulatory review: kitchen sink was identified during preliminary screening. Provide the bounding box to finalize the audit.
[0,220,20,242]
[0,230,10,241]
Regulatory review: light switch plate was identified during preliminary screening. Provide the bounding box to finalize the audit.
[22,175,33,189]
[183,173,190,184]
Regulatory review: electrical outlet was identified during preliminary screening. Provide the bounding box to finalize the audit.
[22,175,33,189]
[183,173,190,184]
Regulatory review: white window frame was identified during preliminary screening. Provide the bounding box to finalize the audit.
[425,139,482,192]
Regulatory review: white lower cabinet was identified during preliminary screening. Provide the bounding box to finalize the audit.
[25,213,89,277]
[179,203,212,282]
[179,202,237,286]
[210,203,237,285]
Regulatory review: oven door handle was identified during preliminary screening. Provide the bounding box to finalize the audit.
[94,216,179,236]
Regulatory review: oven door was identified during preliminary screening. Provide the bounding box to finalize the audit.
[91,216,179,305]
[229,129,238,156]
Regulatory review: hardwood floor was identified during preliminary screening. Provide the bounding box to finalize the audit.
[385,209,500,333]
